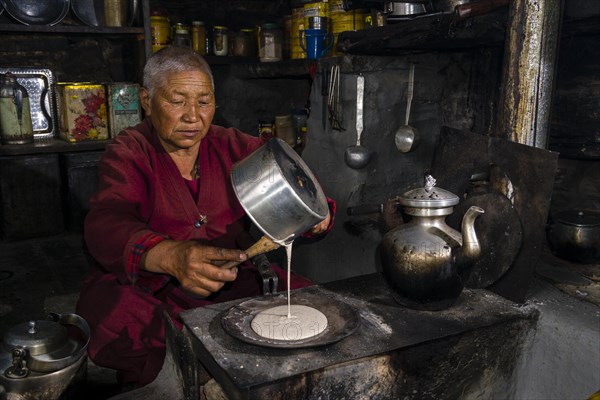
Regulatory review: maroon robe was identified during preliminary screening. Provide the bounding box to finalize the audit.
[76,119,326,386]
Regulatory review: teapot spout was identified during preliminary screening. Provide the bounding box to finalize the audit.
[456,206,485,267]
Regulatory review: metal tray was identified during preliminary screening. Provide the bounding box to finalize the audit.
[0,67,57,141]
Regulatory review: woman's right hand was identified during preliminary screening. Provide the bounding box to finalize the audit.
[142,240,248,297]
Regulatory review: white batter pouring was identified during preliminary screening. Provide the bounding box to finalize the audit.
[251,242,328,341]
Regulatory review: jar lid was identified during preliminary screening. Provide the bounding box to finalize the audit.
[214,25,228,30]
[240,28,255,33]
[3,320,68,356]
[261,22,279,29]
[399,175,459,208]
[554,209,600,227]
[192,21,204,26]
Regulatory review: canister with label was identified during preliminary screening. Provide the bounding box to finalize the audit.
[108,83,141,137]
[56,83,109,142]
[150,10,171,53]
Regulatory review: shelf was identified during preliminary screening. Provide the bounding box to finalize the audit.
[0,139,110,156]
[337,9,508,55]
[0,23,144,35]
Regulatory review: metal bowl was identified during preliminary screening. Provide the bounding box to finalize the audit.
[546,209,600,264]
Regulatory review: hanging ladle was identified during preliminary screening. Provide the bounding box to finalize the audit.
[395,64,419,153]
[345,74,371,169]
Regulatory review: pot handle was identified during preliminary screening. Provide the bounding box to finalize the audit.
[26,313,91,373]
[219,235,281,270]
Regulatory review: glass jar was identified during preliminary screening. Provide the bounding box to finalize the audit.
[274,114,296,147]
[259,23,282,62]
[150,10,171,53]
[173,23,192,47]
[212,26,229,56]
[191,21,206,55]
[232,28,256,57]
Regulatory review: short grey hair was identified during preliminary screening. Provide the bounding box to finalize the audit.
[143,46,214,97]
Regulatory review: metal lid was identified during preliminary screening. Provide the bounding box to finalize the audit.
[398,175,459,208]
[3,320,68,356]
[554,209,600,227]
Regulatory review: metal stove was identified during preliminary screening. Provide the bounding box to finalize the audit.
[180,273,536,400]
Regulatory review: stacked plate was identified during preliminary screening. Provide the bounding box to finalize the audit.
[0,0,137,27]
[0,0,70,25]
[71,0,104,27]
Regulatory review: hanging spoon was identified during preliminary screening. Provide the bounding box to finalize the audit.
[345,74,371,169]
[395,64,419,153]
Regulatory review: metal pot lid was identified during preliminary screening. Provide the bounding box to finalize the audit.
[399,175,459,208]
[554,209,600,227]
[269,138,329,218]
[3,320,68,356]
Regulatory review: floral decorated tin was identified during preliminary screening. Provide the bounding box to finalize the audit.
[56,83,109,142]
[108,83,141,137]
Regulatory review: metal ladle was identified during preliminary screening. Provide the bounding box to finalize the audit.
[395,64,419,153]
[345,74,371,169]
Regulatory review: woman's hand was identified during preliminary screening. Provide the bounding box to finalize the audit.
[309,210,331,235]
[142,240,247,297]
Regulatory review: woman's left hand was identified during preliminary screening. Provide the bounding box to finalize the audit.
[309,211,331,235]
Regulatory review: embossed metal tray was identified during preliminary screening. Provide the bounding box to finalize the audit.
[0,67,57,140]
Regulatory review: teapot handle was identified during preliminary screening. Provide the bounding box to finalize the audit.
[25,313,91,373]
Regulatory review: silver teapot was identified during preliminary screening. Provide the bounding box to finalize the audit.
[380,176,484,307]
[0,313,90,400]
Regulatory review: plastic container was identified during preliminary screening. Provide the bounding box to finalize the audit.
[232,28,256,57]
[259,23,282,62]
[213,26,229,56]
[173,23,192,47]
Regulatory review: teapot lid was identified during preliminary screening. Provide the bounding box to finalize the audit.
[554,209,600,227]
[3,319,68,356]
[399,175,459,208]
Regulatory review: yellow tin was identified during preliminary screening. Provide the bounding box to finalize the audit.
[303,1,329,29]
[291,7,306,59]
[150,13,171,53]
[331,9,366,55]
[56,83,109,142]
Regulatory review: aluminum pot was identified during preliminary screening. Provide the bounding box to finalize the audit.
[546,209,600,264]
[231,138,329,243]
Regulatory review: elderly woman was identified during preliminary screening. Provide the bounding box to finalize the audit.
[76,46,333,388]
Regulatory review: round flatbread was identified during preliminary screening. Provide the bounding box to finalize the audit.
[251,304,328,341]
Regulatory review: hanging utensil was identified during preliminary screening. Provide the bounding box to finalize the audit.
[345,74,371,169]
[328,64,344,131]
[321,65,329,131]
[395,64,419,153]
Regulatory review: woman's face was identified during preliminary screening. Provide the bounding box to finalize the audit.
[141,70,216,153]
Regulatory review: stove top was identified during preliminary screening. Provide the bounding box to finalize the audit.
[181,273,535,396]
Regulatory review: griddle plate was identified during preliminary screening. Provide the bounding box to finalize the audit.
[221,291,360,349]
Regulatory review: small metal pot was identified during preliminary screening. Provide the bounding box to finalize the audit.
[546,209,600,264]
[231,138,329,243]
[0,313,90,400]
